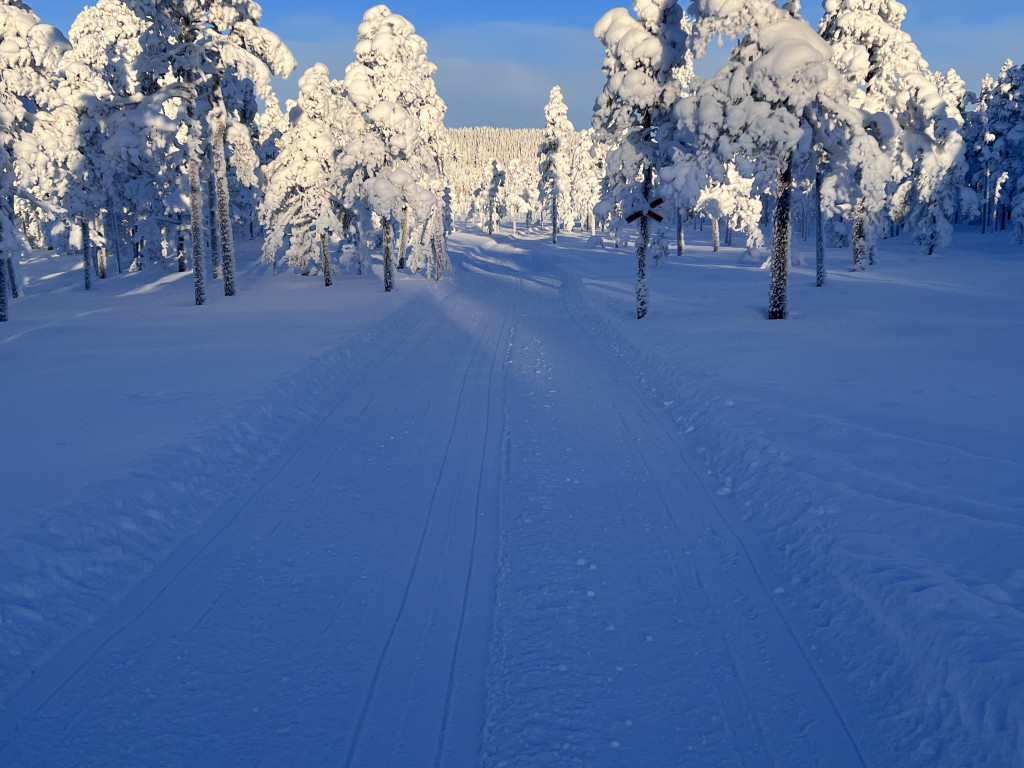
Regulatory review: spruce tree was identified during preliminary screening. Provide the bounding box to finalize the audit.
[538,85,574,244]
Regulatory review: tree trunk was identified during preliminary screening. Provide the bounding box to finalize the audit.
[0,253,8,322]
[398,208,410,270]
[768,155,793,320]
[677,210,685,254]
[355,214,370,276]
[189,153,207,306]
[712,216,720,251]
[6,255,18,298]
[105,210,124,275]
[211,99,235,296]
[852,198,867,271]
[815,169,825,287]
[383,215,395,293]
[320,232,332,287]
[636,213,649,319]
[208,149,222,280]
[982,167,990,235]
[432,223,446,280]
[636,165,654,320]
[95,215,108,279]
[177,224,187,273]
[82,219,92,291]
[551,193,558,244]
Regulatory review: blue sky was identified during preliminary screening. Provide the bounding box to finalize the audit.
[43,1,1024,128]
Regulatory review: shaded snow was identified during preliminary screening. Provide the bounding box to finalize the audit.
[0,227,1022,765]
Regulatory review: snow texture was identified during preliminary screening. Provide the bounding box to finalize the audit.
[1,225,1022,766]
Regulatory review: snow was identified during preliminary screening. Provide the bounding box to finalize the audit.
[1,226,1023,765]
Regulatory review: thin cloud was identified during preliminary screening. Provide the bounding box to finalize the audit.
[280,19,606,128]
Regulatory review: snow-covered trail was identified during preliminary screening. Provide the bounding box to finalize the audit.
[0,259,517,766]
[469,242,867,767]
[3,238,871,766]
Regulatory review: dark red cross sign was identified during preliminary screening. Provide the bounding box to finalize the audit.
[625,197,664,224]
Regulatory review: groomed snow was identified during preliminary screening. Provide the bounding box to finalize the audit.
[0,226,1021,765]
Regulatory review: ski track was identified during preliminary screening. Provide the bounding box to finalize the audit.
[0,256,522,767]
[475,247,868,768]
[2,233,1015,766]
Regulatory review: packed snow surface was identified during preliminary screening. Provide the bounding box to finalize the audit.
[0,226,1022,766]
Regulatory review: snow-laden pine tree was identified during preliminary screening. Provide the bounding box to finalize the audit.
[694,165,764,255]
[964,74,999,234]
[820,0,965,258]
[470,158,506,235]
[0,102,18,322]
[57,0,181,277]
[537,85,574,243]
[0,0,70,310]
[893,68,967,255]
[501,159,532,234]
[977,60,1024,241]
[443,126,544,219]
[569,128,606,236]
[679,0,880,318]
[339,5,449,289]
[260,63,346,285]
[593,0,692,319]
[127,0,294,303]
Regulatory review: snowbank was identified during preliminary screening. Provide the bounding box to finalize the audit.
[554,226,1024,765]
[0,243,444,703]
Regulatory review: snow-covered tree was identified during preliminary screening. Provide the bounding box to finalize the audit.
[260,63,345,285]
[501,158,532,234]
[976,60,1024,241]
[695,164,764,255]
[680,0,879,318]
[593,0,692,318]
[126,0,294,303]
[470,158,506,235]
[1,0,70,312]
[569,128,606,235]
[538,85,574,244]
[820,0,964,259]
[339,5,449,290]
[892,68,966,254]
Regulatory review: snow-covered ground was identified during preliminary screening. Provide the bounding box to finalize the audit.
[0,226,1021,766]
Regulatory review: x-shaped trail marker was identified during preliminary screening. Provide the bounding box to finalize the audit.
[625,197,664,224]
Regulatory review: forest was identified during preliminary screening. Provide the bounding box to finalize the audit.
[0,0,1022,324]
